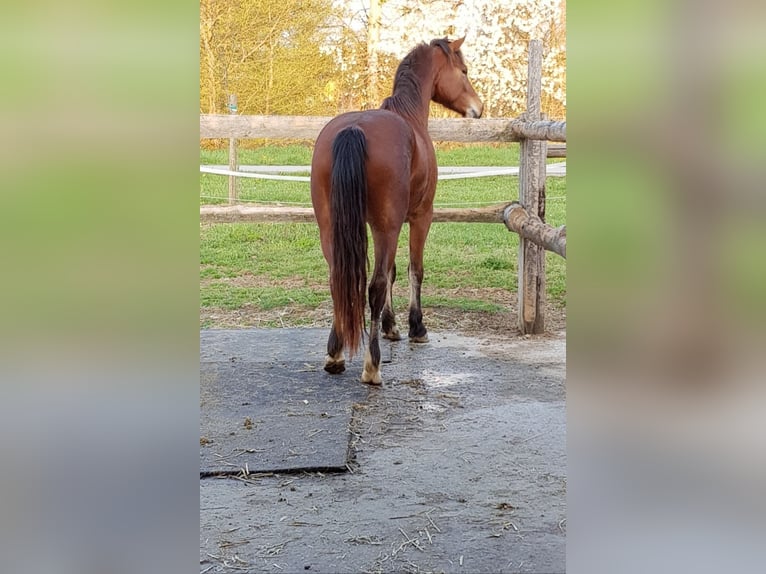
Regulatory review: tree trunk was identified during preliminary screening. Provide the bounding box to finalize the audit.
[367,0,381,107]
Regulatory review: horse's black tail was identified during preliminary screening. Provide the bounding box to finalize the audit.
[330,126,368,358]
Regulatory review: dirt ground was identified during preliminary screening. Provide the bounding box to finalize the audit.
[200,318,566,573]
[200,283,566,338]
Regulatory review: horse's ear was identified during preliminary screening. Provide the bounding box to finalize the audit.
[450,36,465,52]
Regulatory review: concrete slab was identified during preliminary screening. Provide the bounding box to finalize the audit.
[200,328,566,573]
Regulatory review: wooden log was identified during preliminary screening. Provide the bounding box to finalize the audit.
[508,119,566,142]
[503,202,566,258]
[547,144,566,158]
[200,114,566,143]
[199,203,511,224]
[517,39,547,335]
[201,205,316,224]
[201,115,329,140]
[431,118,565,143]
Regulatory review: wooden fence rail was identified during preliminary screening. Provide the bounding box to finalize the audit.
[547,143,566,158]
[200,203,509,225]
[503,202,567,258]
[201,203,566,261]
[201,114,565,143]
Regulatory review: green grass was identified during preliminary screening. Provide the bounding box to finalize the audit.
[201,145,313,166]
[200,223,327,279]
[200,143,566,324]
[201,283,327,310]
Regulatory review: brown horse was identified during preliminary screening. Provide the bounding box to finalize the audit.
[310,37,483,384]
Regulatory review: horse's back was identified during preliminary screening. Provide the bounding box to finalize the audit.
[313,110,415,176]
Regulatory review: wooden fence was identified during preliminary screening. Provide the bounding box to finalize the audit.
[200,39,566,334]
[200,114,565,143]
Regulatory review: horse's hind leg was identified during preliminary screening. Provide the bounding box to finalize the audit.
[407,216,431,343]
[362,233,397,384]
[381,262,401,341]
[324,322,345,374]
[319,231,345,374]
[362,268,386,385]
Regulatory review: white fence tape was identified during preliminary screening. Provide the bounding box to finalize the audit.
[200,163,566,182]
[199,167,311,182]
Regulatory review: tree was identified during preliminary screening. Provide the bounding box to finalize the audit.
[199,0,338,116]
[319,1,400,111]
[199,0,566,119]
[367,0,382,104]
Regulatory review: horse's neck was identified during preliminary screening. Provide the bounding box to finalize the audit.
[382,57,434,128]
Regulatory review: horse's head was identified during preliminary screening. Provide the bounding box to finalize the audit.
[430,37,484,119]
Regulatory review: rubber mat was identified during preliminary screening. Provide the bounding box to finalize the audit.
[200,330,369,475]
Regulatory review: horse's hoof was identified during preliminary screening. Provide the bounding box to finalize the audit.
[324,360,345,374]
[361,364,382,385]
[361,372,382,385]
[409,334,429,343]
[382,328,402,341]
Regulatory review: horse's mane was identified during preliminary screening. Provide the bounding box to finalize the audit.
[381,38,462,121]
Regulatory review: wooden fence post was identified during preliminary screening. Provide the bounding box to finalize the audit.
[227,94,238,204]
[517,40,547,334]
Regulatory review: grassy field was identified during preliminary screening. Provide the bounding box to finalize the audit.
[200,143,566,330]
